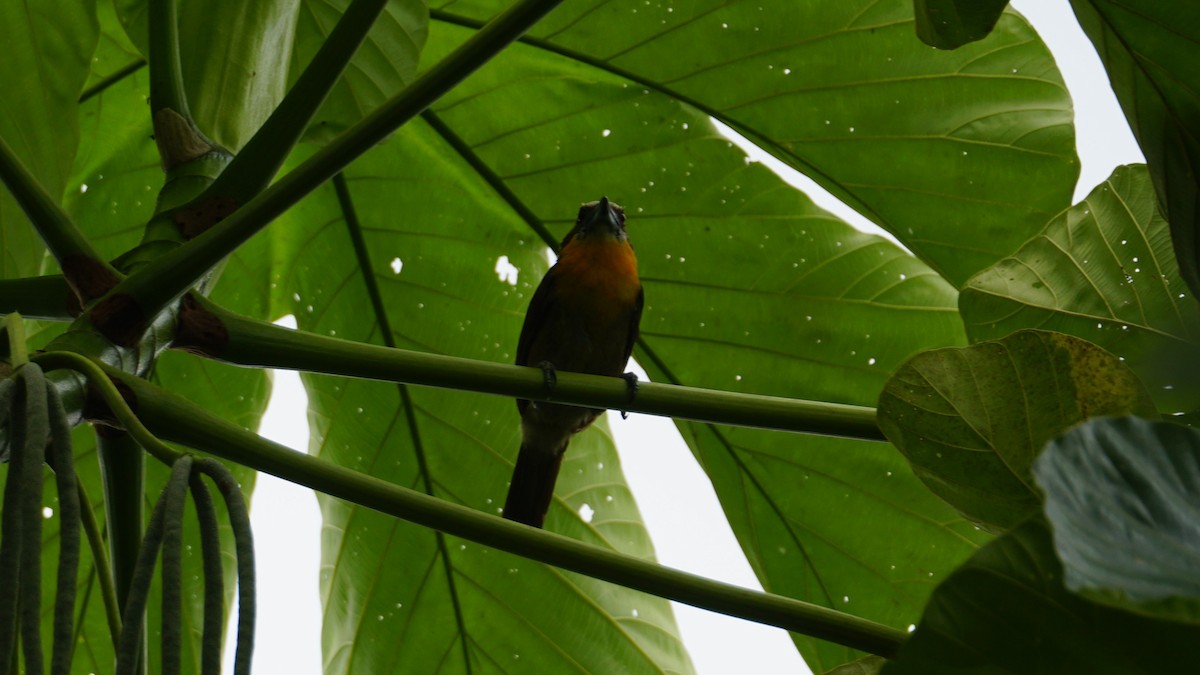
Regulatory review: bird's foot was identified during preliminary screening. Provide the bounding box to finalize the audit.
[619,372,639,419]
[537,361,558,397]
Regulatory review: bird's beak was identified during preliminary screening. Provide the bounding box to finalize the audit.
[584,196,622,235]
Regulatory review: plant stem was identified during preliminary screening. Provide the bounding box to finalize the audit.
[0,277,79,321]
[97,0,568,332]
[2,313,28,367]
[199,302,883,440]
[148,0,189,120]
[75,482,122,649]
[0,136,121,302]
[74,358,906,657]
[95,431,146,674]
[204,0,392,205]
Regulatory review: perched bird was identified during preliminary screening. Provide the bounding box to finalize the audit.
[503,197,643,528]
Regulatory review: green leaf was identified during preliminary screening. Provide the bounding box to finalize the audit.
[266,133,692,672]
[960,165,1200,422]
[419,23,986,671]
[1034,416,1200,626]
[913,0,1010,49]
[66,53,160,263]
[1068,1,1200,299]
[881,518,1200,675]
[878,329,1158,532]
[116,0,304,151]
[292,0,429,144]
[431,0,1078,286]
[0,0,99,277]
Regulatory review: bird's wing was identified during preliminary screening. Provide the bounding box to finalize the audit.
[516,264,560,367]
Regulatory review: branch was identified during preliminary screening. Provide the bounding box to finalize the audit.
[29,352,906,657]
[0,276,79,321]
[90,0,568,338]
[0,136,122,302]
[179,299,883,441]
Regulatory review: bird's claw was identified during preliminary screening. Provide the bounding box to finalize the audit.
[537,361,558,397]
[619,372,638,419]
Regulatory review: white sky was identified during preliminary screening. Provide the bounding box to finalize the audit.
[238,3,1144,673]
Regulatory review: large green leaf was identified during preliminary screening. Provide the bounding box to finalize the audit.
[431,0,1078,286]
[259,130,692,672]
[877,329,1158,532]
[881,518,1200,674]
[1034,416,1200,626]
[116,0,304,151]
[1068,1,1200,299]
[116,0,429,152]
[960,165,1200,423]
[410,21,988,672]
[0,0,98,278]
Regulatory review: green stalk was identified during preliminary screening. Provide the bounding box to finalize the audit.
[96,0,568,331]
[0,278,78,321]
[96,432,145,610]
[0,139,121,302]
[75,482,122,650]
[113,466,177,675]
[58,356,906,657]
[197,302,883,441]
[148,0,190,120]
[95,432,147,675]
[1,313,28,367]
[203,0,392,205]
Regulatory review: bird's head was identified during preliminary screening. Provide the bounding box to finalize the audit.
[561,196,628,247]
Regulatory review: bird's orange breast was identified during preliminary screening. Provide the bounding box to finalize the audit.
[554,239,641,317]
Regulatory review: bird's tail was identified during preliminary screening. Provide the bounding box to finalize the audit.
[502,444,566,528]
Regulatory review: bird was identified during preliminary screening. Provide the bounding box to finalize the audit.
[503,197,643,528]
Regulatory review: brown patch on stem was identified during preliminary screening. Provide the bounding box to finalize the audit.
[90,294,148,348]
[174,294,228,357]
[61,255,120,304]
[173,195,239,240]
[153,108,215,171]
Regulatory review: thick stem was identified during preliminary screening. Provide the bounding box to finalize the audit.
[96,432,146,674]
[148,0,189,119]
[193,302,883,441]
[0,139,121,302]
[0,278,79,321]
